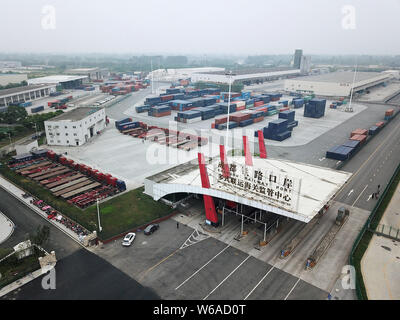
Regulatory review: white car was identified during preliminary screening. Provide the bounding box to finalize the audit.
[122,232,136,246]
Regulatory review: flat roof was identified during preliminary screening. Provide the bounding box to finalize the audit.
[28,75,88,85]
[49,107,104,122]
[145,156,352,223]
[0,84,55,97]
[290,71,389,84]
[203,67,298,76]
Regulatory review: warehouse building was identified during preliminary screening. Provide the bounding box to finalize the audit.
[284,71,393,97]
[28,75,88,89]
[0,73,28,86]
[191,68,301,85]
[65,67,109,81]
[0,84,56,107]
[45,107,106,147]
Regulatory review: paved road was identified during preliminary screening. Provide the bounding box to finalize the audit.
[0,186,159,300]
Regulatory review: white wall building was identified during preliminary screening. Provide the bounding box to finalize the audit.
[45,107,106,147]
[284,71,392,97]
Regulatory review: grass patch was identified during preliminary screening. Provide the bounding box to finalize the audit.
[351,164,400,300]
[0,248,13,260]
[0,247,44,289]
[0,128,35,148]
[0,161,173,241]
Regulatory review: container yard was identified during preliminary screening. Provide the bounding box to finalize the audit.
[7,149,127,209]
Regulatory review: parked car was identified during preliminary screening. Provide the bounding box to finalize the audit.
[122,232,136,246]
[144,224,159,235]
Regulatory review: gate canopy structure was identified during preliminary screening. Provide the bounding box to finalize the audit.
[144,156,351,223]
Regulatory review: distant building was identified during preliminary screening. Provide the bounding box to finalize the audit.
[284,71,392,97]
[293,49,303,69]
[45,107,106,147]
[28,75,88,89]
[65,68,109,81]
[0,73,28,86]
[0,61,22,69]
[0,84,56,107]
[300,56,311,74]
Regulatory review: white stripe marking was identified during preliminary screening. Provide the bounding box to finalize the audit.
[352,185,368,207]
[284,278,301,300]
[203,255,251,300]
[244,266,275,300]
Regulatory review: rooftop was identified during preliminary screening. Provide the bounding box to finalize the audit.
[28,75,88,85]
[0,84,55,97]
[146,156,352,223]
[201,67,298,76]
[291,71,390,84]
[49,107,104,122]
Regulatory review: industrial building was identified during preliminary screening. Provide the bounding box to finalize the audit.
[0,73,28,86]
[45,107,106,147]
[0,84,57,107]
[148,67,225,82]
[65,68,109,81]
[293,49,303,69]
[284,71,393,97]
[191,68,301,85]
[28,75,88,89]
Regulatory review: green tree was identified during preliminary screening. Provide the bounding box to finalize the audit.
[0,106,28,124]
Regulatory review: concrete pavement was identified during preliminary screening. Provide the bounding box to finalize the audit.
[361,182,400,300]
[0,210,14,244]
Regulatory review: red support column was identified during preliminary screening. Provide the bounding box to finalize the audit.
[243,136,253,166]
[219,144,230,178]
[258,130,267,159]
[198,153,218,226]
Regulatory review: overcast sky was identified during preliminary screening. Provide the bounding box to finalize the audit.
[1,0,399,55]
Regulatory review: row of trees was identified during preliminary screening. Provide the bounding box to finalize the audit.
[194,81,244,93]
[0,80,28,90]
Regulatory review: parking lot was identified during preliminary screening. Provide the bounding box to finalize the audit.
[95,217,328,300]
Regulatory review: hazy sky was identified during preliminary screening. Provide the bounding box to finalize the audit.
[1,0,400,55]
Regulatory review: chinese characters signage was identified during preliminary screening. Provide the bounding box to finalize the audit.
[212,161,301,211]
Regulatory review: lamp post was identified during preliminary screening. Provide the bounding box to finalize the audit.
[97,198,102,233]
[225,71,234,149]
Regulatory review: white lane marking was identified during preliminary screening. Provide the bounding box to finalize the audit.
[319,157,325,161]
[284,277,301,300]
[203,255,251,300]
[367,194,373,202]
[352,185,368,207]
[244,266,275,300]
[175,243,231,290]
[348,189,354,197]
[336,161,341,165]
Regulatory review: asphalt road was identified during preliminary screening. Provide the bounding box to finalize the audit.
[0,187,159,300]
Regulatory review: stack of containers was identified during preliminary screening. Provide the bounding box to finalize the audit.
[115,118,132,129]
[160,94,175,103]
[385,109,394,120]
[202,96,218,106]
[187,97,206,108]
[214,116,228,129]
[207,104,224,116]
[278,110,298,130]
[170,100,194,111]
[19,102,32,107]
[279,100,289,107]
[166,88,182,94]
[148,105,171,117]
[146,96,162,106]
[241,91,251,100]
[135,105,151,113]
[268,93,281,102]
[265,105,278,116]
[229,112,251,123]
[118,121,140,132]
[172,93,185,100]
[233,100,246,111]
[176,110,202,123]
[218,102,237,114]
[292,98,304,109]
[326,146,353,161]
[246,98,255,108]
[350,134,367,145]
[254,100,264,108]
[369,126,379,135]
[304,99,326,118]
[376,121,385,128]
[350,129,368,137]
[217,121,239,130]
[262,119,291,141]
[190,107,216,121]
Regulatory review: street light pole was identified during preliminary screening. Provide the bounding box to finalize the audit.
[97,198,102,232]
[225,71,233,149]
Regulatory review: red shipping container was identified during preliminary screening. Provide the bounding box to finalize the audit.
[279,107,290,112]
[211,123,216,129]
[215,116,228,125]
[236,105,245,111]
[350,129,368,137]
[154,111,171,117]
[350,134,367,144]
[254,101,264,107]
[385,109,394,116]
[229,113,251,122]
[376,121,384,128]
[253,116,264,123]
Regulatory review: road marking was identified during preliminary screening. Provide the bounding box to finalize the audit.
[319,157,325,161]
[367,194,372,202]
[284,277,301,300]
[244,266,275,300]
[175,243,231,290]
[203,255,251,300]
[348,189,354,197]
[139,249,179,281]
[352,185,368,207]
